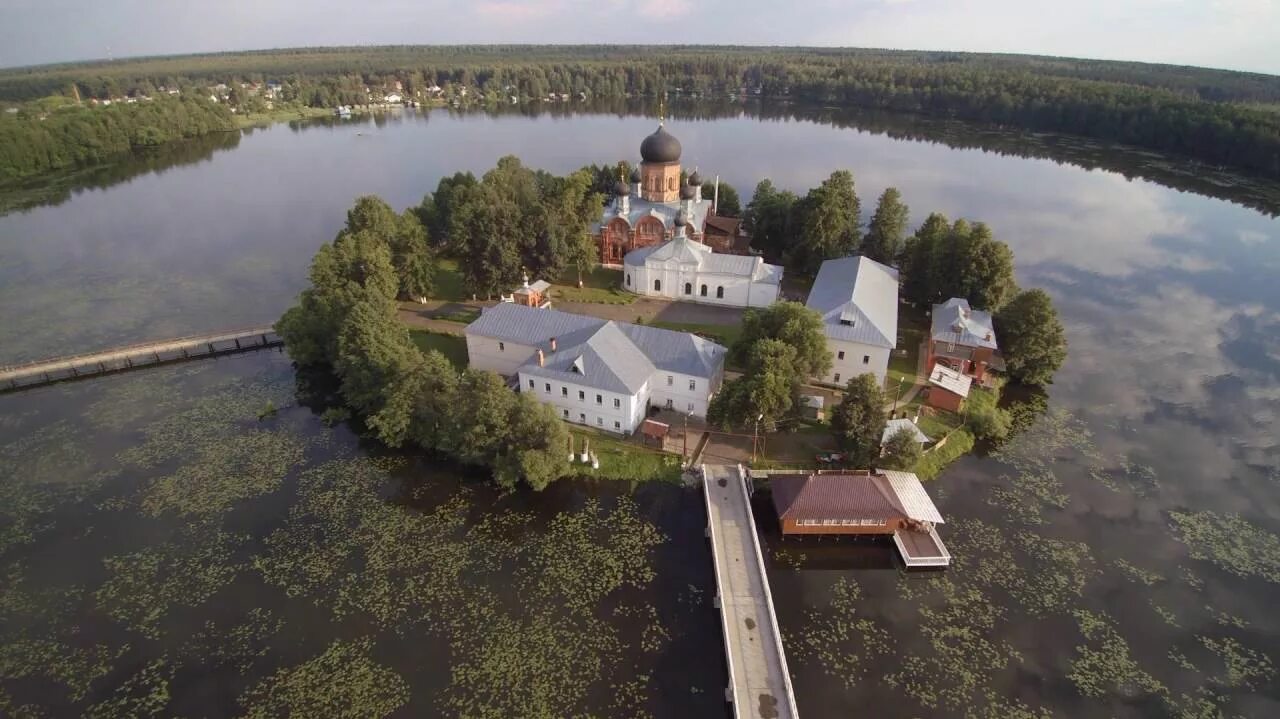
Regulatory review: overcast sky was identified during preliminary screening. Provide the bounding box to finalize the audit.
[1,0,1277,74]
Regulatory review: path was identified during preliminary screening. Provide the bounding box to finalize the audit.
[703,464,798,719]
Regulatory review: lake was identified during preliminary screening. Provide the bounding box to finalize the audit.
[1,101,1278,717]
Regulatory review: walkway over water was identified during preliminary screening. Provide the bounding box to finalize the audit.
[702,464,799,719]
[0,327,281,392]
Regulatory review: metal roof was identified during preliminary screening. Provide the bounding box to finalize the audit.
[805,256,899,348]
[927,363,973,398]
[467,304,726,391]
[879,470,945,524]
[770,473,904,522]
[593,194,711,235]
[623,236,783,283]
[882,418,931,445]
[931,298,997,349]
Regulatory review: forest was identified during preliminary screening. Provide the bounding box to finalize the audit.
[0,45,1277,181]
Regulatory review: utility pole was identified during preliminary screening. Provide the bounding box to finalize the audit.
[683,414,688,464]
[892,376,905,416]
[752,413,762,463]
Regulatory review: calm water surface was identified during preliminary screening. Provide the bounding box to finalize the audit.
[1,104,1279,717]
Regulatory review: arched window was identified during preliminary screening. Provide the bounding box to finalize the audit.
[700,284,708,297]
[668,177,676,191]
[634,217,664,249]
[625,273,631,286]
[684,282,692,295]
[654,279,661,292]
[716,286,725,299]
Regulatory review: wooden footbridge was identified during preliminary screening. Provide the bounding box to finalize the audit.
[0,326,281,392]
[702,463,799,719]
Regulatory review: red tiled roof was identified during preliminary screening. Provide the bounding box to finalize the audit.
[640,419,669,438]
[770,473,907,521]
[703,215,742,236]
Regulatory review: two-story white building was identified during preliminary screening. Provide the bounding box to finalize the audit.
[464,303,727,435]
[805,255,900,387]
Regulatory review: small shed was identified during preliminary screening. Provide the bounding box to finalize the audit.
[640,419,669,448]
[926,363,972,413]
[881,418,930,447]
[800,394,825,421]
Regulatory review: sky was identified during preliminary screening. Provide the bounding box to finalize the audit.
[0,0,1277,74]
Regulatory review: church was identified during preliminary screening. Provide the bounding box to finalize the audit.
[593,122,783,308]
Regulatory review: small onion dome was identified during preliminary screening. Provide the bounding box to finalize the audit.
[614,179,631,196]
[688,169,703,186]
[674,209,689,227]
[679,182,697,200]
[640,124,682,163]
[629,167,641,183]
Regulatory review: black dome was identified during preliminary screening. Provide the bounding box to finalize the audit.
[614,180,631,196]
[688,170,703,186]
[679,182,696,200]
[674,209,689,227]
[640,124,682,163]
[629,167,641,183]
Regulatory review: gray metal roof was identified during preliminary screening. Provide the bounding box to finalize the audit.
[593,194,711,235]
[467,304,725,391]
[624,236,782,283]
[882,418,931,445]
[927,364,972,398]
[931,298,997,349]
[805,256,899,348]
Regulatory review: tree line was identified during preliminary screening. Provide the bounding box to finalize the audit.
[0,96,234,181]
[277,195,571,491]
[3,45,1277,180]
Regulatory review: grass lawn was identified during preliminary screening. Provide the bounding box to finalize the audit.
[426,307,480,324]
[888,302,929,387]
[432,258,470,302]
[551,266,634,305]
[913,427,975,480]
[409,330,468,370]
[648,321,742,348]
[568,427,683,483]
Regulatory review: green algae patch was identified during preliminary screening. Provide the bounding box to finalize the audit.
[239,638,410,719]
[83,659,174,719]
[790,578,890,688]
[1198,635,1275,689]
[1168,510,1280,583]
[1068,610,1167,699]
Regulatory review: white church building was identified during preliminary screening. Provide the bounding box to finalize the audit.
[622,210,782,308]
[465,303,727,435]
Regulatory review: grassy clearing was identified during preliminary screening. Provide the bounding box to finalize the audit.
[432,259,470,302]
[913,427,975,480]
[233,105,331,129]
[888,302,929,387]
[409,330,468,369]
[551,266,634,305]
[568,427,683,483]
[426,307,480,324]
[648,321,741,348]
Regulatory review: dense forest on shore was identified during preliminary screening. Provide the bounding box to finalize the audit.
[1,45,1278,181]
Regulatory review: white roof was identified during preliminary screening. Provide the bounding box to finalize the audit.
[931,298,997,349]
[806,256,899,348]
[516,280,551,294]
[882,418,930,445]
[880,470,945,524]
[624,236,782,283]
[928,364,973,398]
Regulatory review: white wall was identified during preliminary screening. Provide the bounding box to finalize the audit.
[823,338,891,387]
[647,368,718,418]
[624,261,778,309]
[465,333,536,376]
[517,371,644,434]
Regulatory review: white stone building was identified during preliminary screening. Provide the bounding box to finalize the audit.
[805,255,900,387]
[465,303,726,435]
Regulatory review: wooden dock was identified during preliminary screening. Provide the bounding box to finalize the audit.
[702,463,799,719]
[0,326,281,392]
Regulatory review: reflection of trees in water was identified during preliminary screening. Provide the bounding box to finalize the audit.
[0,131,241,216]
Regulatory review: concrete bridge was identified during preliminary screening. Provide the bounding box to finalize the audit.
[0,326,281,392]
[702,463,799,719]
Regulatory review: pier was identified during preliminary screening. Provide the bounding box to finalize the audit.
[0,326,281,392]
[702,463,799,719]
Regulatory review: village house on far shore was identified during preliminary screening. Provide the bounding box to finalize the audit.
[805,255,900,387]
[464,303,726,435]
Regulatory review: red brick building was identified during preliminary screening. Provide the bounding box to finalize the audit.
[925,298,1002,383]
[925,363,972,413]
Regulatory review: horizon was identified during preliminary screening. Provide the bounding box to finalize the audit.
[1,0,1277,75]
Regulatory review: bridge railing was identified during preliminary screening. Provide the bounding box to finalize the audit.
[0,325,277,372]
[702,463,742,708]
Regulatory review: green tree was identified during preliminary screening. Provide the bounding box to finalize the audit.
[830,374,886,468]
[702,180,741,217]
[744,179,797,263]
[862,187,909,264]
[967,403,1011,441]
[707,339,799,429]
[951,222,1017,311]
[415,171,476,248]
[996,288,1067,386]
[731,302,831,379]
[901,212,951,306]
[787,170,861,274]
[880,426,923,470]
[342,195,434,300]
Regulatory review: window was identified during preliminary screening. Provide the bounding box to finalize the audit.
[578,390,584,400]
[563,409,569,418]
[579,413,586,424]
[499,341,505,351]
[689,379,696,391]
[596,394,603,405]
[687,402,695,412]
[654,279,661,292]
[562,386,568,397]
[614,421,621,429]
[668,177,676,190]
[700,284,707,297]
[834,373,841,383]
[666,375,673,386]
[684,282,692,295]
[863,355,870,365]
[545,383,551,393]
[597,417,603,426]
[664,398,673,408]
[613,398,621,408]
[625,274,631,287]
[716,286,724,299]
[528,379,535,389]
[837,351,845,360]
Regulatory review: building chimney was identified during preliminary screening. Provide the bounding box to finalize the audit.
[537,349,545,367]
[549,337,557,352]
